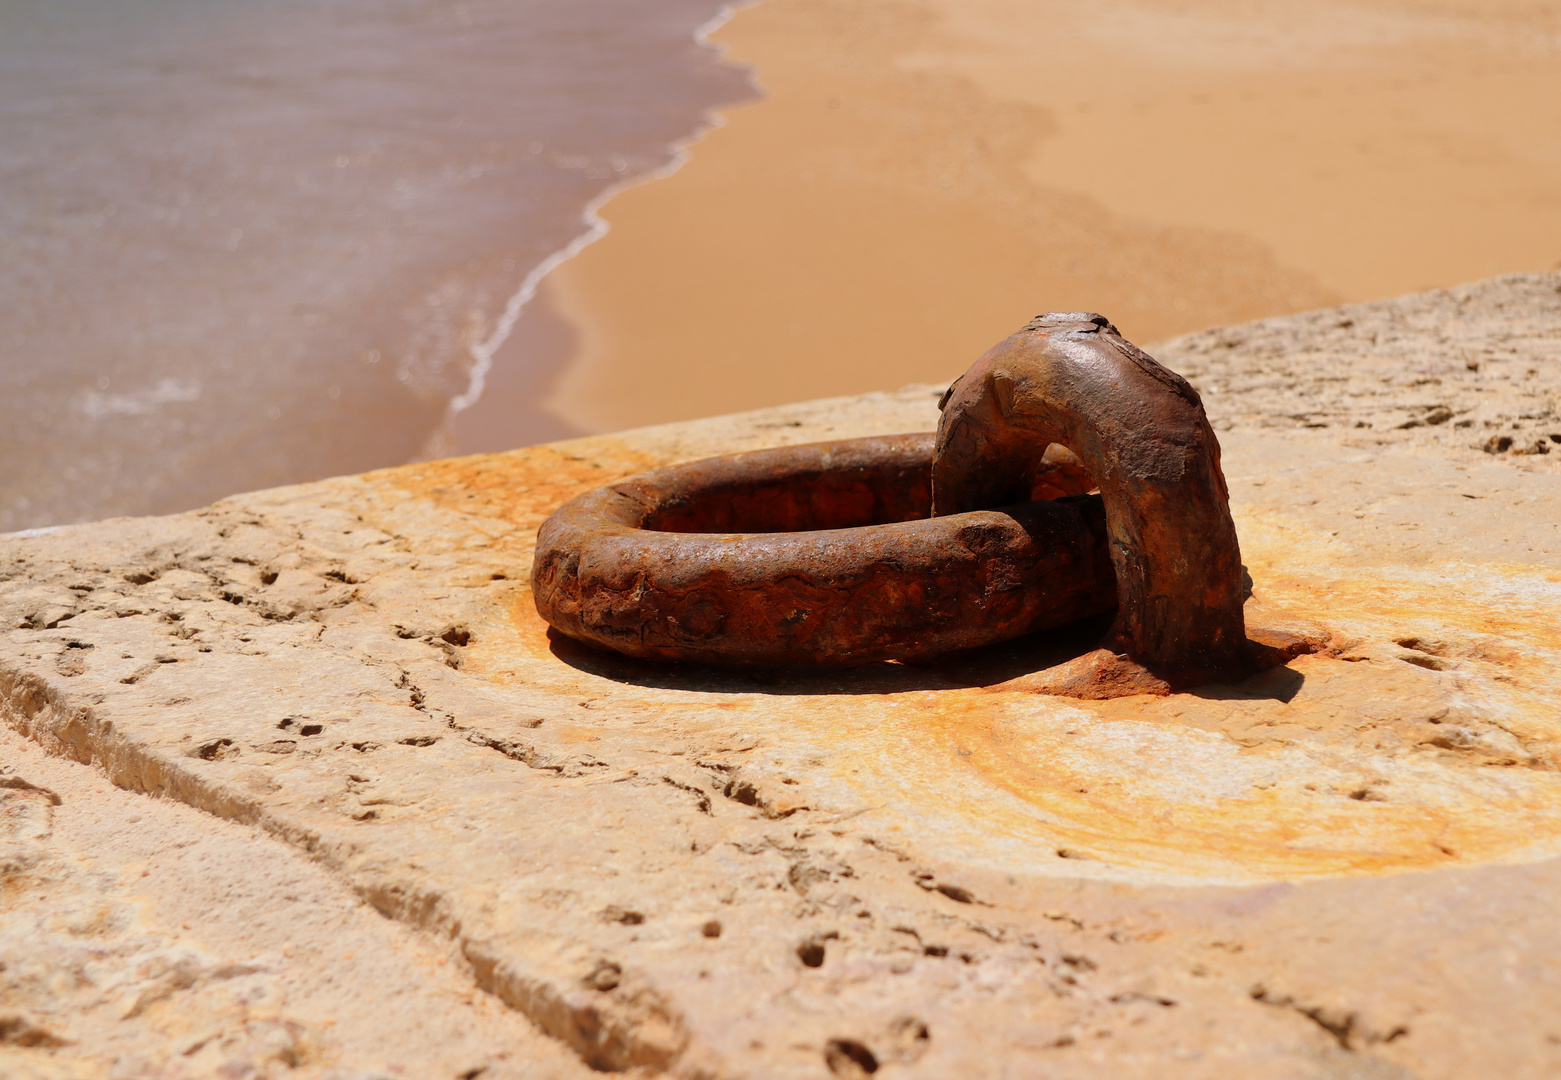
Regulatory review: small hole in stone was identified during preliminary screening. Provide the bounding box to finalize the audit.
[701,920,723,938]
[299,724,324,737]
[259,570,279,585]
[440,625,472,647]
[583,961,621,992]
[797,939,826,967]
[725,779,760,806]
[1393,636,1445,656]
[824,1038,878,1077]
[193,738,236,761]
[889,1016,931,1048]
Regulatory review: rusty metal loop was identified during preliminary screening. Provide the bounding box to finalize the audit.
[531,434,1115,665]
[932,312,1247,686]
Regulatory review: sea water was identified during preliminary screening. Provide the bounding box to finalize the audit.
[0,0,751,532]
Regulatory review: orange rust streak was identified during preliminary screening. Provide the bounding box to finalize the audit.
[898,554,1561,878]
[361,440,1561,882]
[368,437,665,537]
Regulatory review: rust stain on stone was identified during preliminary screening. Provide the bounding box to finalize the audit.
[847,550,1561,879]
[367,408,1561,883]
[375,437,664,538]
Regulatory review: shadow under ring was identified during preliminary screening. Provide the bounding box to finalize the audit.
[531,434,1117,666]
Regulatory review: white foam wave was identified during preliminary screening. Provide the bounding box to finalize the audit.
[443,1,765,424]
[77,378,202,420]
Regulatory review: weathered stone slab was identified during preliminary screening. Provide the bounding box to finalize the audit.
[4,275,1561,1078]
[0,726,593,1080]
[1157,270,1561,464]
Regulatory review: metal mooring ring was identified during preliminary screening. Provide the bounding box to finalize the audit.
[533,313,1247,682]
[530,434,1116,665]
[933,312,1247,686]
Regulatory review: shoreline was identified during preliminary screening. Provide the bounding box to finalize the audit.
[443,2,761,456]
[539,0,1561,436]
[0,0,755,533]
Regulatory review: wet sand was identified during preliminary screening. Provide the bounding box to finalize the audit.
[0,0,748,532]
[544,0,1561,434]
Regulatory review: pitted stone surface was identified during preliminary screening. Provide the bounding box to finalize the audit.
[0,728,591,1080]
[1156,271,1561,464]
[4,282,1561,1078]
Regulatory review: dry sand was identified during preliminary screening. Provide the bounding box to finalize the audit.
[541,0,1561,434]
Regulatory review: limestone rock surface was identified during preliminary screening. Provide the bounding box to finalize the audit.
[3,273,1561,1079]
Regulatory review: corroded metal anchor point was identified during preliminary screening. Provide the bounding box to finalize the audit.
[533,313,1268,696]
[933,312,1248,691]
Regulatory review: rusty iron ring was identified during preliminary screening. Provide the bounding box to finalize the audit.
[933,312,1247,687]
[531,434,1116,665]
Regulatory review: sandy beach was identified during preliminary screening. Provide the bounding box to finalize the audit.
[543,0,1561,434]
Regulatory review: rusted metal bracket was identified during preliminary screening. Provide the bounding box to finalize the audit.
[533,313,1270,692]
[933,312,1248,689]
